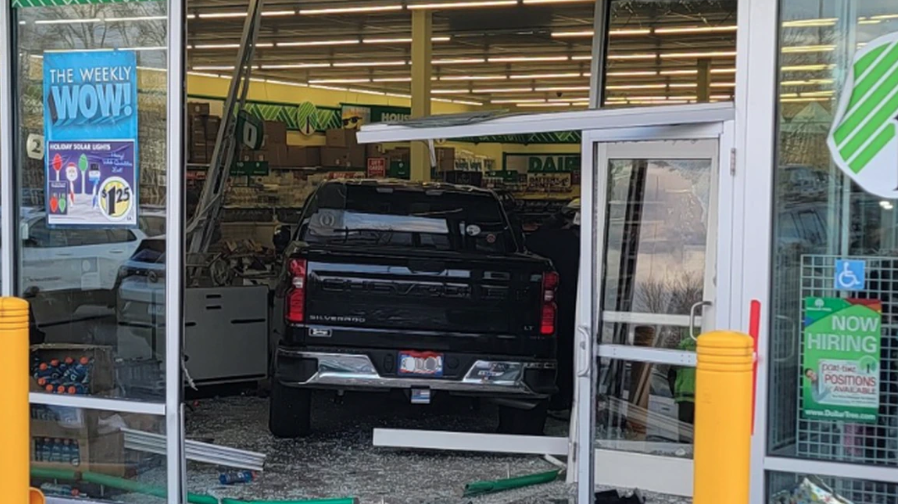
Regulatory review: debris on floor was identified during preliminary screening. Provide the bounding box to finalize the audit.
[463,469,562,497]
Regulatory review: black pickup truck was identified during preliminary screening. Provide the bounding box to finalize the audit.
[270,179,558,437]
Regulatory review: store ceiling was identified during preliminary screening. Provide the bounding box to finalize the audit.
[184,0,738,108]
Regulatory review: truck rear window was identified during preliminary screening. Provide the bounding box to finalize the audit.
[299,184,515,254]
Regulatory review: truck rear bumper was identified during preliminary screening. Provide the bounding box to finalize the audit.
[275,347,556,398]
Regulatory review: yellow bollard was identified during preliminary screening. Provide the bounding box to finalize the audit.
[30,488,45,504]
[0,297,32,504]
[693,331,753,504]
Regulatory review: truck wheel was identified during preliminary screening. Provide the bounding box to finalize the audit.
[268,381,312,438]
[497,401,548,436]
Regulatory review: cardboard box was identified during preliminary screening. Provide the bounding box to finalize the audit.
[436,147,456,172]
[287,146,320,167]
[31,429,126,477]
[347,145,366,169]
[268,144,289,168]
[326,129,359,148]
[188,102,210,116]
[205,116,222,140]
[366,143,384,158]
[264,121,288,146]
[320,147,350,167]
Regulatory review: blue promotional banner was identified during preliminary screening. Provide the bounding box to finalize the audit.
[43,50,138,227]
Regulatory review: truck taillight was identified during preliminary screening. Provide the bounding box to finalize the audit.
[540,271,559,335]
[286,259,307,323]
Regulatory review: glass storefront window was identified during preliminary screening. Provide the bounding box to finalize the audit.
[15,2,168,401]
[769,0,898,467]
[604,0,738,107]
[768,471,898,504]
[29,405,166,502]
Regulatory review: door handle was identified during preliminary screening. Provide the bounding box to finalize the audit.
[689,300,712,341]
[576,325,592,377]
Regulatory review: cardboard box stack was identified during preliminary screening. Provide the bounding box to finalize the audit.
[187,101,219,165]
[322,129,366,169]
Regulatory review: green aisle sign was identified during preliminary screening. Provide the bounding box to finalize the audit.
[828,32,898,198]
[236,111,264,150]
[231,161,269,177]
[802,297,882,423]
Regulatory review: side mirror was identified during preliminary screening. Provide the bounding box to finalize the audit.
[273,225,291,254]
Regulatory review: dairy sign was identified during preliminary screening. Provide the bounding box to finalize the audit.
[43,50,138,227]
[827,32,898,199]
[801,297,882,423]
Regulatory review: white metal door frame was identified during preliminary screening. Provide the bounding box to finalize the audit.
[576,121,736,502]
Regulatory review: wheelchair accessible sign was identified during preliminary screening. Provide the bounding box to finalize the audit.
[835,259,865,291]
[827,31,898,199]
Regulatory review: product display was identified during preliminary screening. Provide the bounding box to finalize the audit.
[32,355,94,395]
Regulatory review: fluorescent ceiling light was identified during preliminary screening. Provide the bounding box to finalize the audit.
[488,56,570,63]
[194,43,241,49]
[611,28,652,35]
[385,92,412,99]
[440,74,507,80]
[261,63,331,69]
[781,97,829,102]
[607,71,658,77]
[552,30,594,38]
[800,90,834,96]
[668,83,698,88]
[408,1,517,9]
[310,84,349,92]
[548,97,590,102]
[333,60,407,67]
[300,5,403,15]
[571,55,592,61]
[310,78,372,84]
[710,82,736,88]
[517,103,576,107]
[535,85,590,91]
[782,18,837,27]
[659,69,697,75]
[364,37,412,44]
[265,79,308,87]
[363,36,451,43]
[192,65,237,71]
[198,12,247,19]
[452,99,484,106]
[523,0,595,5]
[188,71,224,79]
[491,98,548,104]
[348,88,386,96]
[262,10,296,16]
[781,64,835,72]
[780,79,834,86]
[782,45,835,53]
[711,67,737,74]
[872,14,898,20]
[106,15,167,22]
[607,53,656,60]
[373,77,413,82]
[661,51,737,58]
[654,25,737,34]
[277,39,359,47]
[36,18,100,24]
[509,72,582,79]
[606,84,666,90]
[472,87,534,93]
[433,58,485,64]
[432,89,469,94]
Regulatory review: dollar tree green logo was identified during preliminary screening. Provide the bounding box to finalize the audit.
[828,32,898,198]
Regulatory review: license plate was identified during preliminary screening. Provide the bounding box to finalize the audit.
[398,351,444,377]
